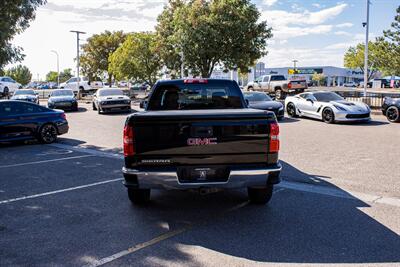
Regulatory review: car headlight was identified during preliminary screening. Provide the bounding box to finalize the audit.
[333,104,347,111]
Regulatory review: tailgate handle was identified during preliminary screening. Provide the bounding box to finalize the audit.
[191,126,213,137]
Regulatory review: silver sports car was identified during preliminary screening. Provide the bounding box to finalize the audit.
[284,91,371,123]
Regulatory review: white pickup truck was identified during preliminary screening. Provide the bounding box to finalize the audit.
[60,77,103,94]
[246,75,307,100]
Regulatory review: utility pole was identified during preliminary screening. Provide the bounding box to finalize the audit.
[70,30,86,98]
[51,50,59,87]
[180,51,185,78]
[292,60,298,78]
[363,0,370,97]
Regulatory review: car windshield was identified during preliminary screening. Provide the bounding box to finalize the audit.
[14,90,35,95]
[244,92,272,102]
[147,80,244,110]
[313,92,344,102]
[51,90,74,97]
[98,89,123,96]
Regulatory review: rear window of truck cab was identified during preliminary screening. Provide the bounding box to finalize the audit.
[147,80,244,110]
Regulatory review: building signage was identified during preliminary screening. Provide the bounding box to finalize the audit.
[288,68,323,75]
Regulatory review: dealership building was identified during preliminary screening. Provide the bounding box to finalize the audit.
[249,62,364,86]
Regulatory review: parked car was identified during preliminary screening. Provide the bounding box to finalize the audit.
[122,79,281,205]
[343,82,357,87]
[0,76,22,98]
[285,91,370,123]
[92,88,131,114]
[118,81,129,88]
[358,81,372,88]
[382,97,400,122]
[37,83,50,90]
[246,75,307,100]
[0,100,68,143]
[11,89,39,104]
[243,91,284,120]
[48,89,78,111]
[59,77,103,94]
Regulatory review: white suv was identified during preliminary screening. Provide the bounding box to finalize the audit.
[0,76,22,97]
[60,77,103,94]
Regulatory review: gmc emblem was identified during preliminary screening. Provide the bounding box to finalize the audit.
[187,138,218,146]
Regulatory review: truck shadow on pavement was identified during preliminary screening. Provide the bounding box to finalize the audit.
[134,160,400,265]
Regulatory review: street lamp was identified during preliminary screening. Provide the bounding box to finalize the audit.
[70,30,86,98]
[50,50,59,87]
[363,0,370,97]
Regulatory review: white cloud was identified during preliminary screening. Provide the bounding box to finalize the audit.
[325,33,374,50]
[336,22,354,28]
[312,3,321,8]
[263,0,278,7]
[334,31,351,36]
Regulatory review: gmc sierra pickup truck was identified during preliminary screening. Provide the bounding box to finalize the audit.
[246,75,307,100]
[122,79,281,205]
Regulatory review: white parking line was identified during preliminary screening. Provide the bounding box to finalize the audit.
[0,178,123,205]
[47,143,123,159]
[278,181,400,208]
[82,199,253,267]
[0,155,94,169]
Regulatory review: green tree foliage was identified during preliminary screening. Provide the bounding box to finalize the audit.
[384,5,400,43]
[311,73,326,86]
[46,71,58,82]
[5,65,32,85]
[0,0,46,68]
[109,32,163,85]
[80,31,126,85]
[382,5,400,75]
[344,42,388,79]
[156,0,272,78]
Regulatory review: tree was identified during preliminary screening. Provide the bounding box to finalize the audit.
[384,5,400,44]
[382,5,400,75]
[0,0,46,68]
[5,65,32,85]
[109,32,163,85]
[344,41,388,80]
[311,73,326,86]
[156,0,272,78]
[46,71,58,82]
[80,31,126,85]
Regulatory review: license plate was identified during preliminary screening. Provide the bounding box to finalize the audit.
[177,166,230,183]
[58,102,70,106]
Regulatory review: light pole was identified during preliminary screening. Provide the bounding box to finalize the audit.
[50,50,59,87]
[70,30,86,98]
[363,0,370,97]
[292,60,298,78]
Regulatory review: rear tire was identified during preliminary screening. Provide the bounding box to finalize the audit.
[128,188,150,205]
[275,88,285,100]
[3,87,9,99]
[248,185,273,204]
[286,102,297,117]
[386,106,400,122]
[322,108,335,124]
[38,123,58,144]
[247,86,253,91]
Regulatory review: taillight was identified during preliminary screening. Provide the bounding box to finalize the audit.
[269,122,280,153]
[184,79,208,84]
[123,125,135,156]
[288,82,292,89]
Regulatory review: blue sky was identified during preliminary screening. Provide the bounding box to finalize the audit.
[10,0,400,80]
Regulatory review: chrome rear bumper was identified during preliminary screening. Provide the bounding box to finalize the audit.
[122,164,282,190]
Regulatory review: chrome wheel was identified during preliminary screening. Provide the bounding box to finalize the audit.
[39,124,57,144]
[386,106,400,122]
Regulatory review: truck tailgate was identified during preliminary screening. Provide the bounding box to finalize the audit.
[125,109,277,167]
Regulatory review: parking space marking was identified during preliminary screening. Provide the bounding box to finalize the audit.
[0,178,122,205]
[278,181,400,208]
[82,198,253,267]
[47,143,123,159]
[0,155,94,169]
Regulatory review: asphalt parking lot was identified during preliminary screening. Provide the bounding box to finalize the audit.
[1,102,400,266]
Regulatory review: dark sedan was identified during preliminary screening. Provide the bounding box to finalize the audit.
[243,91,284,120]
[382,97,400,122]
[11,89,40,104]
[0,100,68,144]
[48,89,78,111]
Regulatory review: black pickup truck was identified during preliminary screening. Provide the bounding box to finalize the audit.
[122,79,281,205]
